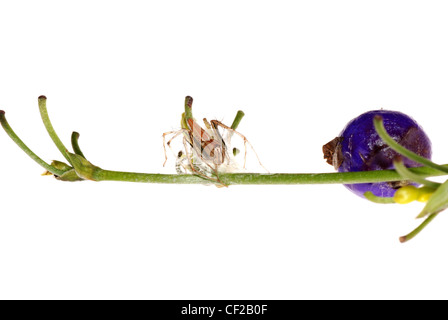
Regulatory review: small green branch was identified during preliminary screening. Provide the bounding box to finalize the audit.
[399,213,439,243]
[393,157,441,189]
[364,191,395,204]
[38,96,73,165]
[71,131,86,158]
[374,116,448,174]
[231,110,245,130]
[227,110,245,149]
[0,110,65,176]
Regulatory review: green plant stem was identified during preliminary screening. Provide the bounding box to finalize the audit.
[364,191,395,203]
[393,158,441,189]
[399,213,439,243]
[93,165,448,185]
[38,96,73,165]
[231,110,245,130]
[0,111,65,176]
[227,110,245,146]
[374,116,448,174]
[71,131,86,158]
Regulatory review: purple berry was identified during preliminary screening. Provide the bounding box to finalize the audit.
[323,110,432,198]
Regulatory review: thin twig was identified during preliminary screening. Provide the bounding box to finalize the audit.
[38,96,73,165]
[0,110,65,176]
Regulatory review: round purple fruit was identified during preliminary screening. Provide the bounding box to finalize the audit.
[323,110,432,198]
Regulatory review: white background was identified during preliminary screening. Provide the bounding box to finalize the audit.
[1,0,448,300]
